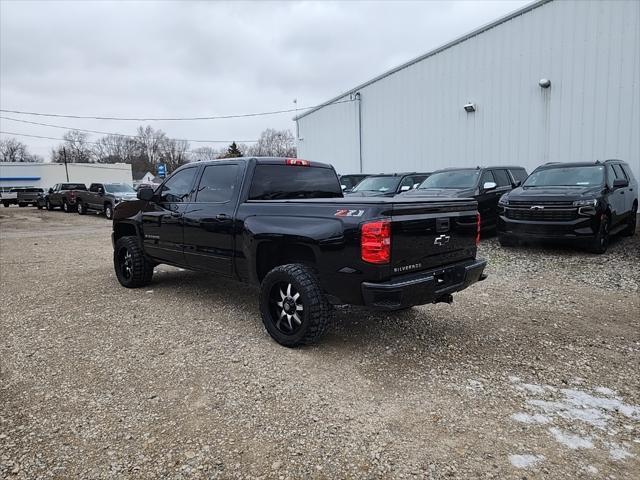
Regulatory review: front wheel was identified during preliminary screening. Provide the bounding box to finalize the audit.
[46,200,53,211]
[588,214,610,254]
[62,200,70,213]
[77,201,86,215]
[621,204,637,236]
[259,264,330,347]
[3,202,10,208]
[113,236,154,288]
[105,203,113,220]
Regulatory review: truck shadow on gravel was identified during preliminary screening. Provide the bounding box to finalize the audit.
[149,268,473,354]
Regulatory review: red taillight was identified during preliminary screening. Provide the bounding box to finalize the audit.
[361,220,391,264]
[286,158,310,166]
[476,213,481,245]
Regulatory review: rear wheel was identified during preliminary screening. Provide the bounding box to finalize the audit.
[105,203,113,220]
[588,214,610,254]
[622,203,637,236]
[259,264,330,347]
[3,201,10,207]
[113,236,154,288]
[46,199,53,211]
[77,201,86,215]
[62,200,70,212]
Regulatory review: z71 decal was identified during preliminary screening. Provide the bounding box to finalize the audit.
[334,209,365,217]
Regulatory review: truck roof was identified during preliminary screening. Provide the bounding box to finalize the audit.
[187,157,334,170]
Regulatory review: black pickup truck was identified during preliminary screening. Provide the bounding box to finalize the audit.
[112,157,487,346]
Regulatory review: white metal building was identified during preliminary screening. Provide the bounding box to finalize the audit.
[295,0,640,180]
[0,162,133,192]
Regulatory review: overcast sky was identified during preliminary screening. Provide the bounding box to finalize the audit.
[0,0,529,160]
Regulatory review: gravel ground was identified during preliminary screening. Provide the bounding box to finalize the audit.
[1,207,639,480]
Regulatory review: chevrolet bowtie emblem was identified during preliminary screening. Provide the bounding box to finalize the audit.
[434,234,450,246]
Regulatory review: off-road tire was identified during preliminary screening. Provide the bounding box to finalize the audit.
[259,264,330,347]
[105,203,114,220]
[621,203,637,237]
[113,236,154,288]
[588,214,610,254]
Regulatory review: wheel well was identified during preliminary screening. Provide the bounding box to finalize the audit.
[256,242,316,283]
[113,223,137,242]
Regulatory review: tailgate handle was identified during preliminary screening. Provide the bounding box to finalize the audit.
[436,218,450,233]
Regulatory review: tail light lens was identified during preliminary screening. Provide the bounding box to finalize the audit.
[361,220,391,264]
[476,213,481,245]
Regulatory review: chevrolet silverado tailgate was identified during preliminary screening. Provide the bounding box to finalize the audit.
[390,199,478,272]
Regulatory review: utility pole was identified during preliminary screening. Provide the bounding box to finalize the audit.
[63,147,69,181]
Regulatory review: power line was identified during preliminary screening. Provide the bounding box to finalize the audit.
[0,116,258,143]
[0,99,355,121]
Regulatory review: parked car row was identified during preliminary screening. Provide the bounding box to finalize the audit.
[3,182,138,220]
[339,160,637,253]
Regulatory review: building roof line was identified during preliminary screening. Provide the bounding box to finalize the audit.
[294,0,551,121]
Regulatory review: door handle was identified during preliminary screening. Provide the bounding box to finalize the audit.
[216,214,229,220]
[170,212,182,218]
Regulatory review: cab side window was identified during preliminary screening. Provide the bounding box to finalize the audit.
[612,164,628,180]
[89,183,100,192]
[399,176,415,191]
[159,168,197,203]
[492,169,511,187]
[606,165,617,188]
[480,170,495,187]
[195,164,240,203]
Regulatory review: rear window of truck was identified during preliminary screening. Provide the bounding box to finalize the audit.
[248,165,342,200]
[61,183,87,190]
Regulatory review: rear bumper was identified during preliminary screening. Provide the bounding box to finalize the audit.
[361,258,487,310]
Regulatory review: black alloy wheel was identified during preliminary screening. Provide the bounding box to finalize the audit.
[113,236,154,287]
[259,264,330,347]
[589,214,610,254]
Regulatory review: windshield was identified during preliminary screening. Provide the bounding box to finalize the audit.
[352,176,400,193]
[418,170,479,189]
[104,184,135,193]
[523,166,604,187]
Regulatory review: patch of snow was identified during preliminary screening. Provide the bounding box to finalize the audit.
[509,454,545,469]
[595,386,618,397]
[583,465,599,475]
[517,383,546,395]
[548,427,593,450]
[561,389,640,420]
[607,442,634,461]
[509,376,522,383]
[511,412,551,424]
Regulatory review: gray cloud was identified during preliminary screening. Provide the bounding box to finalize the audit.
[1,0,529,158]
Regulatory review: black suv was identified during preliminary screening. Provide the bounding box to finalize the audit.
[401,166,528,232]
[346,172,431,197]
[497,160,637,253]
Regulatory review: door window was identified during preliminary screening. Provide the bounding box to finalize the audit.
[159,168,197,203]
[399,176,415,191]
[612,164,628,180]
[509,168,528,183]
[492,169,511,187]
[195,164,240,203]
[480,170,495,187]
[89,184,100,192]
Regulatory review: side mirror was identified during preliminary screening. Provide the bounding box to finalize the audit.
[483,181,497,191]
[613,178,629,188]
[137,187,154,201]
[341,184,347,191]
[48,188,53,194]
[513,180,522,187]
[98,187,104,195]
[400,185,411,192]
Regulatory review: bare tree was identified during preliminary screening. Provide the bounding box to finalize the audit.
[160,138,190,172]
[246,128,296,157]
[1,137,28,161]
[93,134,137,164]
[190,146,220,162]
[135,125,167,168]
[51,130,94,163]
